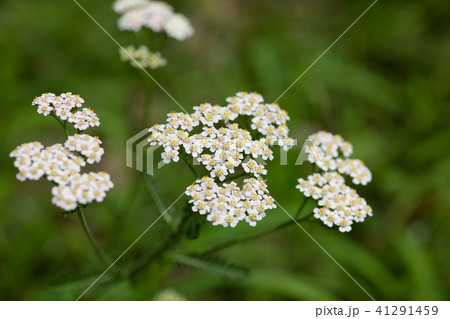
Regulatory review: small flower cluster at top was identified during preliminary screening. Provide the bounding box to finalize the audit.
[114,0,194,41]
[296,131,373,232]
[120,45,167,70]
[148,92,295,227]
[9,93,113,212]
[32,92,100,130]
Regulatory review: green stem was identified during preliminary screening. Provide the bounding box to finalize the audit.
[142,173,176,231]
[221,171,249,183]
[129,211,191,277]
[63,120,69,139]
[140,76,154,129]
[201,199,311,255]
[109,176,141,247]
[50,112,69,139]
[295,197,309,219]
[76,208,113,268]
[180,155,198,178]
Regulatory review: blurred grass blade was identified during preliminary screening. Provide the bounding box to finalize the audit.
[172,254,248,280]
[392,228,444,300]
[244,270,337,300]
[143,174,176,229]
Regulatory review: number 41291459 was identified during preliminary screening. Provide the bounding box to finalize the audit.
[376,306,438,316]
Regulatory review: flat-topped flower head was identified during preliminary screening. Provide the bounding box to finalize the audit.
[51,172,114,211]
[120,45,167,69]
[297,172,372,232]
[297,131,373,232]
[69,108,100,130]
[163,13,194,41]
[65,134,104,164]
[113,0,150,14]
[186,177,275,228]
[306,131,372,185]
[32,92,84,115]
[11,93,113,213]
[148,92,294,227]
[115,0,194,41]
[10,142,83,183]
[32,92,100,131]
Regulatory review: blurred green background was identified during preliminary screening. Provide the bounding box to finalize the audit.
[0,0,449,300]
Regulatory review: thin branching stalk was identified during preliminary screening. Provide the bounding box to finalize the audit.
[53,113,117,271]
[129,211,191,277]
[295,197,309,219]
[50,112,69,138]
[142,173,176,231]
[221,171,249,183]
[76,208,112,267]
[200,201,312,255]
[63,120,69,139]
[128,198,313,277]
[180,154,198,178]
[139,74,154,129]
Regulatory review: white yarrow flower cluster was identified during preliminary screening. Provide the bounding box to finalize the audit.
[32,92,83,117]
[69,107,100,130]
[52,172,113,211]
[163,13,194,41]
[306,131,371,185]
[114,0,194,41]
[65,134,104,164]
[186,176,275,227]
[10,93,113,212]
[120,45,167,69]
[296,172,372,232]
[149,92,294,227]
[10,142,82,183]
[32,92,100,130]
[297,131,373,232]
[113,0,149,13]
